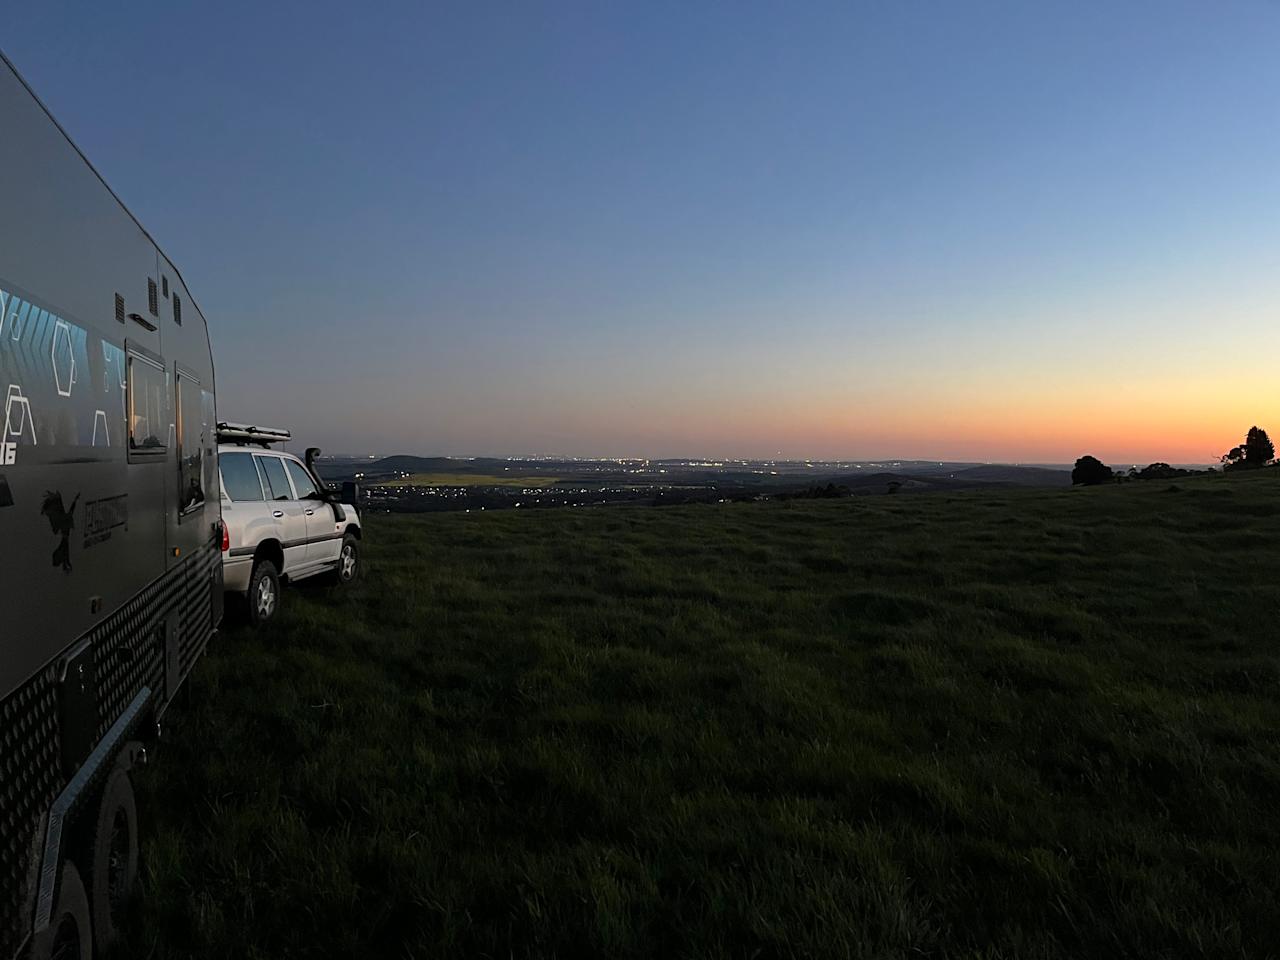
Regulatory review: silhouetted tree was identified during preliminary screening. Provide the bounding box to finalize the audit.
[1222,426,1275,471]
[1124,462,1209,482]
[1248,426,1274,463]
[1072,455,1113,486]
[1141,462,1191,480]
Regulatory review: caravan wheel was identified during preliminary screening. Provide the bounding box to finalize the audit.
[88,766,138,953]
[33,862,92,960]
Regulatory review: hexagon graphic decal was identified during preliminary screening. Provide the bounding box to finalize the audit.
[5,384,36,444]
[52,318,76,397]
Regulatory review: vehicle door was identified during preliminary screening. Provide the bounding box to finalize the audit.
[254,454,309,571]
[218,450,277,556]
[284,457,342,564]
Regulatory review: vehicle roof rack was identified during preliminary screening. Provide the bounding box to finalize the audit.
[216,421,292,446]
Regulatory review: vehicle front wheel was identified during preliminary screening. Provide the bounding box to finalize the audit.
[333,534,360,586]
[247,559,280,626]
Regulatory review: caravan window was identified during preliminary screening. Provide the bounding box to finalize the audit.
[127,353,169,452]
[176,371,206,513]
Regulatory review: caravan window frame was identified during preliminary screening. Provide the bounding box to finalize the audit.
[125,343,169,462]
[175,363,207,520]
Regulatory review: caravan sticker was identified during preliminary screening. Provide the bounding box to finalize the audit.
[40,489,79,572]
[0,283,125,456]
[83,493,128,548]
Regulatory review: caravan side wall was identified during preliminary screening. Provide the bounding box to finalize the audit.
[0,53,222,956]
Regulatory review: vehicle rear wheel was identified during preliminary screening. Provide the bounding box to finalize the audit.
[247,559,280,626]
[333,534,360,585]
[88,766,138,954]
[33,861,92,960]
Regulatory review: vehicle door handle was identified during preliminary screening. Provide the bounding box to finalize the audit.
[273,510,284,518]
[305,509,314,516]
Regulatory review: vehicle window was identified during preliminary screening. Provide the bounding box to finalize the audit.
[256,456,293,501]
[176,372,205,512]
[127,354,169,451]
[285,460,319,499]
[220,452,264,501]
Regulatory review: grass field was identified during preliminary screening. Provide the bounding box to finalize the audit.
[123,472,1280,958]
[376,472,562,488]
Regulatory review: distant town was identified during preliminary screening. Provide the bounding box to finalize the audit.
[308,455,1096,513]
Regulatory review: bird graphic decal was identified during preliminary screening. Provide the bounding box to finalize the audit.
[41,489,79,572]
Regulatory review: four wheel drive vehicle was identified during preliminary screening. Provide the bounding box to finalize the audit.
[218,423,362,625]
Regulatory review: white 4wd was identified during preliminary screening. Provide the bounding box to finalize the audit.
[218,429,361,625]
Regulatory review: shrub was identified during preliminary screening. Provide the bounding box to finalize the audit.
[1071,455,1113,486]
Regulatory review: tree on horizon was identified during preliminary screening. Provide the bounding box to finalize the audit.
[1072,455,1113,486]
[1221,426,1275,471]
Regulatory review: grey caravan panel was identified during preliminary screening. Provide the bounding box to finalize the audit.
[162,255,220,564]
[0,51,222,957]
[0,58,166,699]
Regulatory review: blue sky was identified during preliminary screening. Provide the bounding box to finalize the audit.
[4,2,1278,461]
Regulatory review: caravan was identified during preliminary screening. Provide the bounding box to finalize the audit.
[0,51,222,958]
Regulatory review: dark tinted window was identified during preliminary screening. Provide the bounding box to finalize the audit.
[257,456,293,501]
[201,390,217,499]
[285,460,319,499]
[128,355,169,451]
[220,452,263,502]
[177,374,206,513]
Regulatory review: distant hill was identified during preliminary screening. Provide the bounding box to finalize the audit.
[318,455,1073,493]
[313,456,451,480]
[325,455,514,478]
[949,465,1072,487]
[370,455,499,475]
[826,465,1069,495]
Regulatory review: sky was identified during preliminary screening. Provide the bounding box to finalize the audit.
[3,1,1278,464]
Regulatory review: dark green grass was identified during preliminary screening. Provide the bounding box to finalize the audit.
[123,473,1280,959]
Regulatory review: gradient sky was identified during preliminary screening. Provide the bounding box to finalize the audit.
[4,1,1278,463]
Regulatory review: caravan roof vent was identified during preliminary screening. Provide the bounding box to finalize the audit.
[216,421,292,446]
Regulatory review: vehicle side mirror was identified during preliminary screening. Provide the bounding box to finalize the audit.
[341,481,360,506]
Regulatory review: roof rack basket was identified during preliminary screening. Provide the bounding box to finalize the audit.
[216,421,292,446]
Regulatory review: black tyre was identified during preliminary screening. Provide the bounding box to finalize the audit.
[88,766,138,954]
[333,533,360,585]
[33,861,92,960]
[247,559,280,626]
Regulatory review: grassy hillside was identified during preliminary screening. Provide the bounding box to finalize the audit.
[125,472,1280,959]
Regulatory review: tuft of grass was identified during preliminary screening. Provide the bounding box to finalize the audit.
[123,471,1280,958]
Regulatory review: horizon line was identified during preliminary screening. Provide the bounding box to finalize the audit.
[312,451,1222,468]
